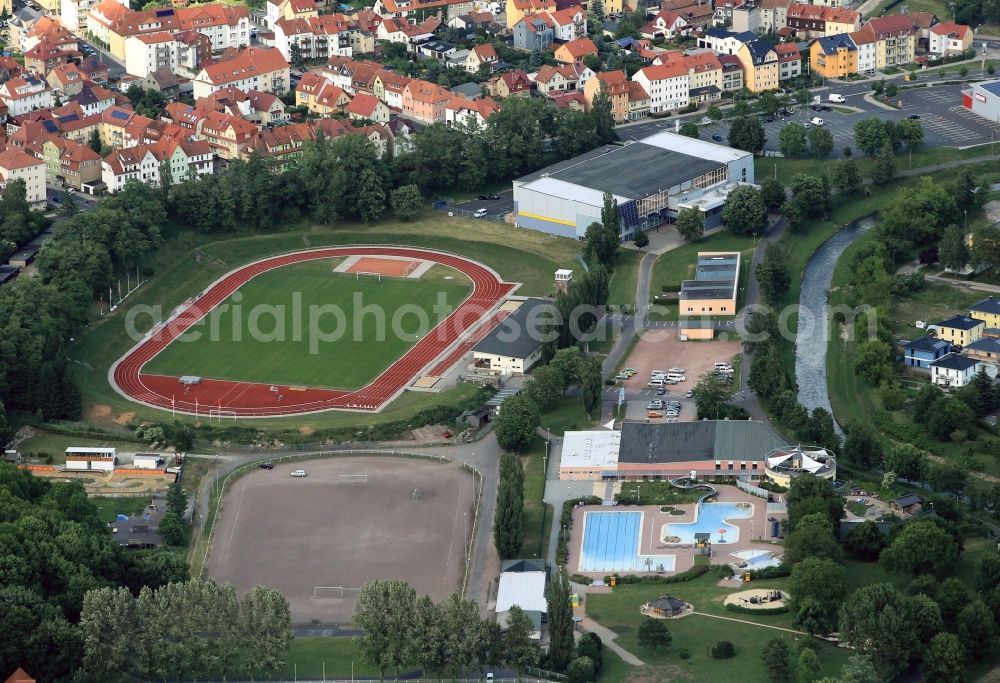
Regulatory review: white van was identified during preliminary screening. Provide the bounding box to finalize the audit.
[666,372,686,382]
[827,94,846,103]
[647,378,665,388]
[714,362,733,371]
[809,117,824,126]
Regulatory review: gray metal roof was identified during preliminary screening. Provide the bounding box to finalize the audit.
[517,142,724,201]
[618,420,788,464]
[474,298,552,360]
[937,315,984,330]
[971,296,1000,315]
[931,353,979,371]
[967,337,1000,354]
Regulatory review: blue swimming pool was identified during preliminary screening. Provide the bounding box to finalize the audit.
[664,502,753,544]
[732,549,781,569]
[579,511,676,573]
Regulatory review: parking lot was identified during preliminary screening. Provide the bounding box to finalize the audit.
[620,83,996,157]
[447,190,515,218]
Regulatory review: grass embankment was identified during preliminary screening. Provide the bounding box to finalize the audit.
[70,216,579,435]
[608,249,642,311]
[520,437,554,561]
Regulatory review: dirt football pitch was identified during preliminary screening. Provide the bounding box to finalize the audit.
[207,456,475,623]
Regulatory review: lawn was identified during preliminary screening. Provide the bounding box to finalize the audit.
[540,394,594,434]
[754,147,990,186]
[616,481,705,505]
[586,574,851,682]
[608,249,642,311]
[274,637,401,680]
[520,438,551,560]
[69,216,578,433]
[93,495,150,524]
[890,282,983,339]
[17,431,140,464]
[143,261,471,390]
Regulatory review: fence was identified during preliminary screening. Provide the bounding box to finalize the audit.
[433,200,508,224]
[461,461,484,598]
[197,449,453,578]
[736,477,770,499]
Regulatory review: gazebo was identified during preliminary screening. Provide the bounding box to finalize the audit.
[648,595,687,618]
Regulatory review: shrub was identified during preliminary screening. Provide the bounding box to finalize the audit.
[710,640,736,659]
[678,648,692,660]
[725,602,788,615]
[747,563,791,580]
[569,573,594,586]
[604,564,711,585]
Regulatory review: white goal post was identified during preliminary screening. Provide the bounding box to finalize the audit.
[338,474,368,485]
[209,409,237,422]
[355,271,381,282]
[312,586,362,599]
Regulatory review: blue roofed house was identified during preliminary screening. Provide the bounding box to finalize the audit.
[901,336,950,369]
[513,14,554,51]
[697,27,754,55]
[930,353,984,388]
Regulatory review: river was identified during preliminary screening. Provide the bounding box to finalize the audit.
[794,215,879,432]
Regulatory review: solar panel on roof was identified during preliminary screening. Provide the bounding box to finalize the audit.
[155,8,174,15]
[60,114,79,122]
[42,121,57,132]
[111,110,129,120]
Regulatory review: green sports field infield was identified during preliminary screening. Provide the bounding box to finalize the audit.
[143,260,472,390]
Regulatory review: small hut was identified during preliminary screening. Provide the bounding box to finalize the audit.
[648,595,687,618]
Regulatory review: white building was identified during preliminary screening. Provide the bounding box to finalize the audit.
[558,430,622,480]
[632,63,689,114]
[0,148,46,207]
[273,15,354,62]
[125,33,180,78]
[496,568,547,639]
[0,77,52,116]
[930,353,986,388]
[550,5,586,42]
[64,447,116,471]
[62,0,126,32]
[472,298,548,375]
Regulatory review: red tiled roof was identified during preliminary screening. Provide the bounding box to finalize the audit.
[930,21,971,36]
[199,47,288,86]
[558,37,597,58]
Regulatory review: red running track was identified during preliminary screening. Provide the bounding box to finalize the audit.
[111,247,515,417]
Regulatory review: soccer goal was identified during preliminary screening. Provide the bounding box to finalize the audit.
[338,474,368,485]
[355,271,381,282]
[312,586,362,600]
[412,488,421,501]
[209,409,237,422]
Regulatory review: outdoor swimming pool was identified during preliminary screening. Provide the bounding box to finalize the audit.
[731,549,781,569]
[578,511,676,573]
[664,501,753,544]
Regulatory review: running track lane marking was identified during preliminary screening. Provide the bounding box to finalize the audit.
[110,246,516,418]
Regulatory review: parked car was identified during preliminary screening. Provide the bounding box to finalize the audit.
[686,390,694,398]
[290,469,308,477]
[656,386,666,395]
[648,411,664,418]
[764,116,775,123]
[712,134,724,142]
[820,105,832,111]
[474,208,488,218]
[908,114,921,120]
[258,462,274,470]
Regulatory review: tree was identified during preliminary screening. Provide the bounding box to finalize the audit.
[707,105,723,120]
[79,587,134,680]
[756,241,791,306]
[976,551,1000,593]
[157,511,187,546]
[88,127,103,154]
[854,117,892,156]
[798,648,821,683]
[760,177,785,210]
[675,206,705,242]
[503,605,539,675]
[843,423,882,470]
[957,599,996,660]
[884,444,926,482]
[354,580,417,681]
[853,339,893,384]
[166,479,188,519]
[633,230,649,249]
[679,122,700,138]
[494,395,540,452]
[897,118,924,151]
[636,618,672,650]
[289,41,304,68]
[790,558,847,634]
[846,521,884,561]
[576,632,603,673]
[390,184,423,221]
[839,655,879,683]
[779,123,808,157]
[789,173,830,219]
[927,396,975,441]
[833,159,862,196]
[411,596,447,678]
[566,656,596,683]
[722,185,767,236]
[728,115,766,153]
[761,639,792,683]
[583,221,618,267]
[692,371,736,420]
[807,127,834,158]
[881,520,960,577]
[546,569,575,670]
[591,88,616,145]
[954,167,983,210]
[939,224,969,271]
[839,583,918,677]
[909,593,944,647]
[494,453,525,558]
[600,191,621,236]
[580,358,603,417]
[871,144,897,185]
[923,633,965,683]
[711,640,736,658]
[784,513,843,565]
[522,365,564,411]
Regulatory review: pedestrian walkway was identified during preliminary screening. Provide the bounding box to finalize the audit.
[578,616,646,666]
[691,612,809,636]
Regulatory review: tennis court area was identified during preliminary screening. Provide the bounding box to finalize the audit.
[578,511,676,573]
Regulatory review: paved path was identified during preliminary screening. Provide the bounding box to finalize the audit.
[578,616,646,666]
[691,612,810,636]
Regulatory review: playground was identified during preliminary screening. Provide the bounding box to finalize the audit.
[110,246,516,417]
[206,455,475,623]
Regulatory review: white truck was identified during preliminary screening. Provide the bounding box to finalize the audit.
[828,93,846,103]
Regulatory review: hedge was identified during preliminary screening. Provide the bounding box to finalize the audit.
[569,573,594,586]
[725,602,788,616]
[746,563,791,580]
[603,563,712,585]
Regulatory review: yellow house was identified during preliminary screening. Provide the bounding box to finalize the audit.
[505,0,556,29]
[823,7,861,36]
[736,40,778,93]
[970,297,1000,330]
[809,34,857,79]
[935,315,984,347]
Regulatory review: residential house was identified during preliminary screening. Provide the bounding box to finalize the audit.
[731,4,762,34]
[550,5,587,41]
[824,7,862,36]
[487,69,532,98]
[698,27,754,56]
[626,80,650,120]
[907,11,938,50]
[345,92,390,122]
[759,0,794,34]
[140,69,181,99]
[87,1,250,60]
[658,1,712,28]
[931,353,983,388]
[533,62,593,94]
[656,49,723,104]
[264,0,318,31]
[376,16,441,45]
[0,78,53,116]
[513,13,555,51]
[713,0,745,25]
[554,37,598,65]
[372,0,476,22]
[71,83,117,117]
[402,78,451,123]
[719,54,744,91]
[935,314,984,346]
[98,105,154,149]
[774,42,801,80]
[124,31,210,79]
[584,69,629,122]
[195,110,258,159]
[8,6,44,53]
[640,10,687,39]
[970,296,1000,329]
[632,62,689,113]
[41,136,102,189]
[296,73,352,114]
[0,148,46,206]
[192,47,290,99]
[447,12,494,32]
[0,58,24,85]
[901,335,950,369]
[737,39,779,93]
[850,28,878,74]
[23,41,78,77]
[859,15,917,68]
[785,3,858,38]
[445,96,498,127]
[274,15,355,62]
[928,21,973,56]
[375,71,411,109]
[545,89,587,109]
[965,336,1000,363]
[505,0,557,29]
[891,493,924,514]
[196,87,288,124]
[465,43,499,73]
[46,63,87,96]
[810,33,857,79]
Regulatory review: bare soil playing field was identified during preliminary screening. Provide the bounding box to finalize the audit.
[622,331,741,390]
[207,456,474,623]
[344,256,422,277]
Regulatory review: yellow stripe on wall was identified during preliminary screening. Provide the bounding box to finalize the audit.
[517,211,576,227]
